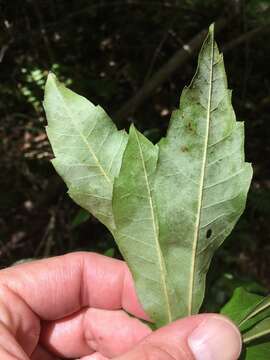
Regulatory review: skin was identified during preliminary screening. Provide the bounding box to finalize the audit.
[0,252,241,360]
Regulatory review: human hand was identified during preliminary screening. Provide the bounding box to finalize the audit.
[0,252,241,359]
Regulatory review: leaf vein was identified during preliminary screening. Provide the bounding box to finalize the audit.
[200,212,231,229]
[203,168,245,190]
[134,130,172,323]
[202,193,242,209]
[53,84,112,184]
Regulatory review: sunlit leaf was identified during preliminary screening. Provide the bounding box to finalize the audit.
[112,25,252,324]
[113,125,180,326]
[44,26,252,328]
[154,24,252,317]
[44,73,128,232]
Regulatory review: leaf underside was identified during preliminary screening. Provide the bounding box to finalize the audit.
[154,25,252,318]
[44,74,127,232]
[44,25,253,328]
[113,25,252,325]
[113,125,180,326]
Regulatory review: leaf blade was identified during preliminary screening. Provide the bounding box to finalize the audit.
[187,23,215,314]
[243,317,270,344]
[222,288,270,359]
[113,125,179,326]
[154,25,252,317]
[221,287,270,335]
[240,296,270,327]
[241,342,270,360]
[221,287,264,327]
[44,73,127,231]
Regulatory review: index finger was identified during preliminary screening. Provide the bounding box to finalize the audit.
[0,252,149,321]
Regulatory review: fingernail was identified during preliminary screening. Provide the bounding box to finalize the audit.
[188,316,242,360]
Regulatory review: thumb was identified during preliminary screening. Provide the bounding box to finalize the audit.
[115,314,242,360]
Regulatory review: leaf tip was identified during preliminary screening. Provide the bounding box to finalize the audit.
[46,72,57,86]
[129,123,137,135]
[209,23,215,35]
[44,72,56,96]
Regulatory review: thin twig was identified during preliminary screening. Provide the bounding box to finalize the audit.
[114,15,231,122]
[143,30,171,84]
[31,0,55,65]
[143,13,180,84]
[222,24,270,53]
[0,44,9,63]
[34,209,56,257]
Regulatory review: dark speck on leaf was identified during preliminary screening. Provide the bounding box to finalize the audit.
[187,122,192,131]
[206,229,212,239]
[181,145,189,152]
[186,121,196,135]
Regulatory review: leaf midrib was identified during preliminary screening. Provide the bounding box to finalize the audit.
[52,80,112,185]
[188,33,214,315]
[134,130,172,323]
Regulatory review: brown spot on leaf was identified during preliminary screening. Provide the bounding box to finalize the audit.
[186,121,196,134]
[181,145,189,152]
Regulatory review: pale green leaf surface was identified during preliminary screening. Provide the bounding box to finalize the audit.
[44,73,128,231]
[44,26,253,329]
[154,25,252,317]
[113,125,180,326]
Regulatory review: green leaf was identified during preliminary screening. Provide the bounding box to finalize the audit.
[154,24,252,317]
[44,73,128,232]
[222,288,270,359]
[113,125,180,326]
[112,25,252,325]
[221,288,270,332]
[44,26,252,328]
[221,287,264,327]
[243,317,270,344]
[104,248,115,257]
[240,295,270,327]
[71,208,90,229]
[241,342,270,360]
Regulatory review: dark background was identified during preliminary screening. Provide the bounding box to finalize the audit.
[1,0,270,311]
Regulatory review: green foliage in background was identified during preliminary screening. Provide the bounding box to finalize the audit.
[222,288,270,359]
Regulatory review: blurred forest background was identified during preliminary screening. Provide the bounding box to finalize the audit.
[1,0,270,311]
